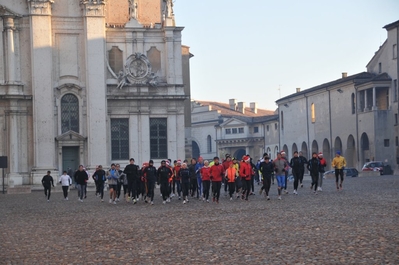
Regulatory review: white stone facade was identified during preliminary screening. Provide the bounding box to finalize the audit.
[0,0,190,186]
[191,100,278,161]
[276,20,398,171]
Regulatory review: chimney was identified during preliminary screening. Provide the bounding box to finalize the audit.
[237,102,245,114]
[229,99,237,110]
[250,102,258,114]
[342,72,347,78]
[296,87,301,93]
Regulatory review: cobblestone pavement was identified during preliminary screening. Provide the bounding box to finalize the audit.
[0,175,398,265]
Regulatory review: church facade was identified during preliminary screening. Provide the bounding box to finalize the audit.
[0,0,191,185]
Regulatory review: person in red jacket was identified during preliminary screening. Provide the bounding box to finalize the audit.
[318,152,327,191]
[200,160,211,202]
[209,156,225,203]
[240,155,252,201]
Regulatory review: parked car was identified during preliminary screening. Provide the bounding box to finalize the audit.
[323,168,359,178]
[362,161,384,175]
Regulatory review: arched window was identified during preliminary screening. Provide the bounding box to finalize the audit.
[207,135,212,153]
[61,94,79,133]
[351,93,356,114]
[311,103,315,123]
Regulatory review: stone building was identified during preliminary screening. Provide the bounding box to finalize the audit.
[0,0,191,185]
[276,20,398,171]
[191,99,277,161]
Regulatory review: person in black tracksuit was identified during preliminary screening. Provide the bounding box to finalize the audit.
[158,160,173,203]
[143,160,157,205]
[179,163,190,203]
[299,151,308,187]
[259,157,274,199]
[41,171,54,201]
[188,158,197,197]
[124,158,140,203]
[290,151,303,195]
[307,152,320,194]
[93,165,106,201]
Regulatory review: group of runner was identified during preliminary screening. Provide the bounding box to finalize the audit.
[41,150,347,203]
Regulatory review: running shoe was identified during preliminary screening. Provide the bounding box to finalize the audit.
[113,201,116,204]
[133,199,137,204]
[101,199,103,202]
[166,198,171,203]
[284,190,289,194]
[151,201,154,205]
[230,197,233,201]
[267,196,270,200]
[293,190,298,195]
[66,197,69,201]
[183,200,186,204]
[163,201,166,204]
[317,187,322,192]
[109,199,112,204]
[278,196,281,200]
[300,183,303,188]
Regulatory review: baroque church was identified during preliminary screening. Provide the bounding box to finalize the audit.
[0,0,192,186]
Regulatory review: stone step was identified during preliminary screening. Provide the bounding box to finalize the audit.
[7,186,32,194]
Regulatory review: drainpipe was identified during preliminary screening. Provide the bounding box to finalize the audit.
[328,89,333,169]
[305,95,310,158]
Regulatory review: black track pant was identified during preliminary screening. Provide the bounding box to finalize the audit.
[242,179,251,199]
[44,186,51,200]
[203,180,210,200]
[335,169,344,184]
[262,175,271,196]
[311,173,318,191]
[147,180,155,201]
[293,171,301,190]
[62,186,69,199]
[228,182,235,198]
[299,169,305,184]
[190,178,197,197]
[160,183,169,201]
[212,181,222,200]
[97,183,104,199]
[182,182,189,198]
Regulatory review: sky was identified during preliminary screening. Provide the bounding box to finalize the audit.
[174,0,399,111]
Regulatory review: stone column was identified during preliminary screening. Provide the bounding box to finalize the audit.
[4,17,15,83]
[81,0,107,170]
[27,0,57,184]
[364,89,368,112]
[372,87,377,110]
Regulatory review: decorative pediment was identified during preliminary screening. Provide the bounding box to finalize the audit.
[0,5,22,17]
[220,118,247,127]
[117,53,158,89]
[56,130,86,142]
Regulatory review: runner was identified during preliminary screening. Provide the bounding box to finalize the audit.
[281,151,290,194]
[158,160,173,204]
[222,155,232,195]
[143,160,157,205]
[179,162,190,204]
[117,164,128,202]
[195,157,204,200]
[210,156,224,203]
[273,152,287,200]
[200,160,211,202]
[93,165,106,202]
[225,162,237,200]
[41,171,54,202]
[298,151,308,188]
[107,163,119,204]
[188,158,197,198]
[331,151,347,191]
[317,152,327,191]
[174,160,182,200]
[308,152,321,194]
[59,170,72,201]
[290,151,302,195]
[259,156,273,200]
[239,155,252,201]
[75,165,88,202]
[123,158,140,204]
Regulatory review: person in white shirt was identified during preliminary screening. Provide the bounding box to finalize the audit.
[59,170,72,200]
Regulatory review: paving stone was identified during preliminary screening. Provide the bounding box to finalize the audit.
[0,176,398,264]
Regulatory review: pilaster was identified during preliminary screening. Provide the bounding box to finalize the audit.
[81,0,107,169]
[27,0,58,183]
